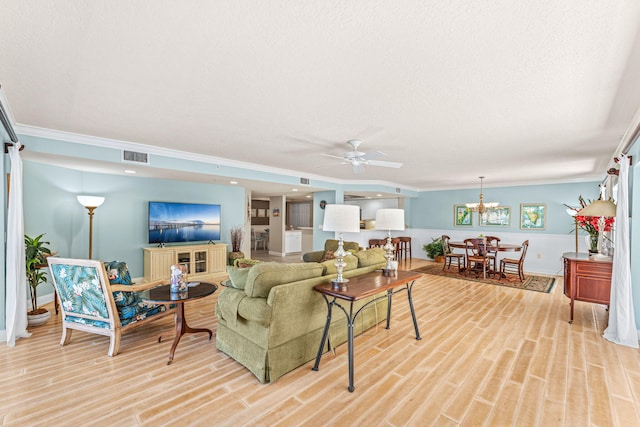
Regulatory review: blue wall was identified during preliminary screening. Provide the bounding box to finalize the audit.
[410,181,602,235]
[23,161,245,284]
[3,132,640,335]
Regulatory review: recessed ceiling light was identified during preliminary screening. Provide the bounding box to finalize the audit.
[377,194,382,197]
[292,188,298,191]
[230,181,238,184]
[124,170,136,174]
[306,195,312,198]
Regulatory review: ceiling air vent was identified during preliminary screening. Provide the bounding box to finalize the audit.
[396,188,401,193]
[122,150,149,164]
[299,177,310,185]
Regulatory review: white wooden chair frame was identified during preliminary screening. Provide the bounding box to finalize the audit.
[47,257,176,356]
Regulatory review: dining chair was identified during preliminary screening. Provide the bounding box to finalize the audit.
[253,229,267,251]
[484,235,501,272]
[464,238,491,279]
[368,238,385,248]
[499,240,529,282]
[442,235,464,272]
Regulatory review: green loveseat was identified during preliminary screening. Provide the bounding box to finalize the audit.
[302,239,362,262]
[215,248,387,383]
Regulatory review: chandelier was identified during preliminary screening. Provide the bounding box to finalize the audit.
[465,176,499,214]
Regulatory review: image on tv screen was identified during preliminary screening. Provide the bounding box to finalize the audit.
[148,202,221,244]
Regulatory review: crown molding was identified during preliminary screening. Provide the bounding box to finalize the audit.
[15,124,421,193]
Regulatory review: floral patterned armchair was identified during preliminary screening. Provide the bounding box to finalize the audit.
[47,257,176,356]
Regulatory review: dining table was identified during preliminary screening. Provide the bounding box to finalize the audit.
[448,240,522,277]
[449,241,522,253]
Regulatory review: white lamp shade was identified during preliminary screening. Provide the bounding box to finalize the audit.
[578,199,616,217]
[77,195,105,208]
[323,204,360,233]
[375,208,405,231]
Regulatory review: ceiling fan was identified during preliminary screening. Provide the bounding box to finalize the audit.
[321,139,403,173]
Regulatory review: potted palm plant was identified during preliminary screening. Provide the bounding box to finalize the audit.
[25,233,54,326]
[423,237,445,263]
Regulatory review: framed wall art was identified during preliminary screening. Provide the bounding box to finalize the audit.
[480,206,511,227]
[257,208,266,218]
[454,204,473,227]
[520,203,546,229]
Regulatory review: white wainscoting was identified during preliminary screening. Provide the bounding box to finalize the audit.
[341,228,581,276]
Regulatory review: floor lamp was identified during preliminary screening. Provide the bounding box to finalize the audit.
[77,195,105,259]
[375,208,405,273]
[322,204,360,287]
[565,208,579,253]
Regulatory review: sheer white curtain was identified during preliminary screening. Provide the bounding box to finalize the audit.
[5,142,30,346]
[603,154,638,348]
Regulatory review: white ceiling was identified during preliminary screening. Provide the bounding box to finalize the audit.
[2,1,640,197]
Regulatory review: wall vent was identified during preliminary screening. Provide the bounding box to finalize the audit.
[122,150,149,164]
[299,177,310,185]
[396,187,401,193]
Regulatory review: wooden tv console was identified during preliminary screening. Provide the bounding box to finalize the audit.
[143,243,228,282]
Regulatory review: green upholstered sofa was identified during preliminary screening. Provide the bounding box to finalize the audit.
[301,239,362,263]
[215,247,387,383]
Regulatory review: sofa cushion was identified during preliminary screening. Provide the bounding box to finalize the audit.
[324,239,360,253]
[217,287,247,328]
[321,254,358,275]
[354,247,387,267]
[227,266,250,290]
[244,262,324,298]
[118,302,169,327]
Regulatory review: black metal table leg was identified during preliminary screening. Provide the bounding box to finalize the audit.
[406,281,421,340]
[347,302,355,392]
[385,289,393,329]
[312,295,333,371]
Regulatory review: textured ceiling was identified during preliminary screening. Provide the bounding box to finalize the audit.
[2,1,640,195]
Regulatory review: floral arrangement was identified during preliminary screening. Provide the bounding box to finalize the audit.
[565,195,615,251]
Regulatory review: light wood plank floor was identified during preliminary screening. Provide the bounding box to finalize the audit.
[2,258,640,426]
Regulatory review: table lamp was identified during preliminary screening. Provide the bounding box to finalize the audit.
[322,204,360,287]
[375,208,405,272]
[578,198,616,256]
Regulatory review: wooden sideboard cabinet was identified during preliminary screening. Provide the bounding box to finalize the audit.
[562,252,612,324]
[143,243,228,282]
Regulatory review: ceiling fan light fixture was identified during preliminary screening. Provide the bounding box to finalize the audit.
[320,139,403,173]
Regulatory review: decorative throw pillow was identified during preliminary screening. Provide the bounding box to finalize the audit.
[105,260,132,285]
[320,250,336,262]
[104,260,140,308]
[233,258,262,268]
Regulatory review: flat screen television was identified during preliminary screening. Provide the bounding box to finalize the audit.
[148,201,221,244]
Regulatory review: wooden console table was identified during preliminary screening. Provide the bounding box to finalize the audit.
[312,270,423,392]
[562,252,612,324]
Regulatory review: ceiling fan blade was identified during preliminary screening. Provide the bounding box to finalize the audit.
[320,153,347,161]
[366,160,403,168]
[361,151,385,161]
